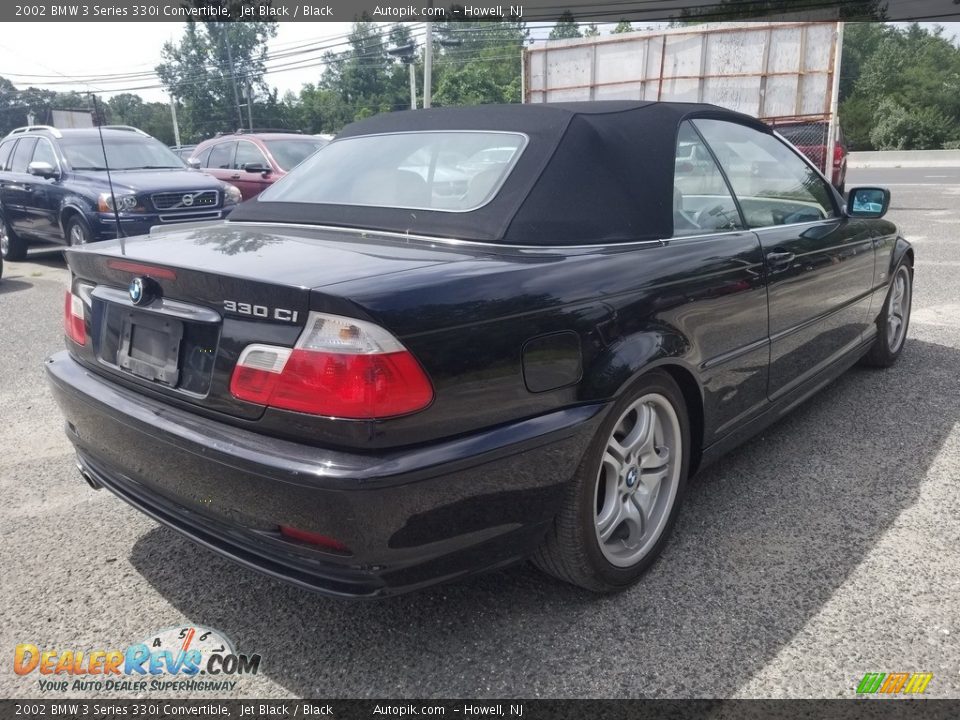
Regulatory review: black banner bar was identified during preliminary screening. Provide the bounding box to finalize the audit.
[4,700,960,720]
[4,0,960,23]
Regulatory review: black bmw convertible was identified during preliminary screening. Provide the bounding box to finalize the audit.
[47,102,913,597]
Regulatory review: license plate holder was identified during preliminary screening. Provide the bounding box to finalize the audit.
[117,311,183,387]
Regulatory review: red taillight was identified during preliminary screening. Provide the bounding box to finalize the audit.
[64,290,86,345]
[230,312,433,419]
[834,145,845,165]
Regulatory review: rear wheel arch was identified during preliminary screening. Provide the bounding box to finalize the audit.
[890,236,914,276]
[656,364,704,476]
[582,339,705,477]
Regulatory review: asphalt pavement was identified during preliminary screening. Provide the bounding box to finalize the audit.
[1,166,958,700]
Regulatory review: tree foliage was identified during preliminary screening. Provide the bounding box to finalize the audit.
[432,19,528,107]
[841,22,960,150]
[156,20,276,141]
[549,11,583,40]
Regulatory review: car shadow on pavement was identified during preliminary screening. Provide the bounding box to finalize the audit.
[0,277,35,295]
[128,338,957,698]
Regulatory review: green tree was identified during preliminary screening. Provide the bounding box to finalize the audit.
[869,98,954,150]
[312,21,410,124]
[549,11,582,40]
[612,20,634,34]
[584,23,600,38]
[841,22,960,149]
[107,93,178,144]
[432,19,528,107]
[156,19,276,142]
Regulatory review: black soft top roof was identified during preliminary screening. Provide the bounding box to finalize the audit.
[228,101,771,245]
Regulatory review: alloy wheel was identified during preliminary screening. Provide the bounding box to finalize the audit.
[594,393,682,568]
[887,266,911,354]
[69,223,87,246]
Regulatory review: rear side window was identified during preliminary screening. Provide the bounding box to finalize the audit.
[10,138,37,173]
[673,122,744,237]
[693,119,836,228]
[257,131,527,212]
[0,140,15,170]
[207,142,236,169]
[263,139,324,171]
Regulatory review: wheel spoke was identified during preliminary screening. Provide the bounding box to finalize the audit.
[621,497,644,543]
[597,497,626,543]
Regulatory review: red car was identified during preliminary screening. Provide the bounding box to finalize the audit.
[189,131,327,200]
[774,120,848,194]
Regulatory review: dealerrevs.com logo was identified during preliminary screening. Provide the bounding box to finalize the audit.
[14,626,261,693]
[856,672,933,695]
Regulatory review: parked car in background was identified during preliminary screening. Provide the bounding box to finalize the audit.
[774,119,848,193]
[0,125,241,260]
[48,102,912,598]
[169,144,196,162]
[189,130,327,200]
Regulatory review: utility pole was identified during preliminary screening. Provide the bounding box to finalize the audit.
[388,42,417,110]
[423,20,433,109]
[244,81,254,130]
[408,63,417,110]
[220,24,244,129]
[825,21,844,192]
[169,94,181,146]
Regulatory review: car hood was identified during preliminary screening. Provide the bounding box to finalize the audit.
[81,168,224,193]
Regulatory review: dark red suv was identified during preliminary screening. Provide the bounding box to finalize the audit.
[773,120,848,194]
[189,131,327,200]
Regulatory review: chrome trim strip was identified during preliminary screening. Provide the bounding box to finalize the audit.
[224,221,666,251]
[159,210,222,223]
[701,336,771,371]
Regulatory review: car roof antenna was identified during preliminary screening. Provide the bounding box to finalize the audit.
[89,93,124,254]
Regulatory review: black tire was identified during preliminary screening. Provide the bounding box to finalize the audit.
[66,216,92,247]
[862,260,913,368]
[532,370,691,592]
[0,213,28,261]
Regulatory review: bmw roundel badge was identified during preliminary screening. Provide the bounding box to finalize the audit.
[129,277,148,305]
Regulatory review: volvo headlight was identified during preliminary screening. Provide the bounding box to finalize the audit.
[97,193,141,212]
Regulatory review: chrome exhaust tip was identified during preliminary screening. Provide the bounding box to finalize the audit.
[76,458,102,490]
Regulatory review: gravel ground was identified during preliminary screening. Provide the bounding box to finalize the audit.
[1,167,957,700]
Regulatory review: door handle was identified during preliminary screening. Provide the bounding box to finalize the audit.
[230,173,240,179]
[766,250,795,265]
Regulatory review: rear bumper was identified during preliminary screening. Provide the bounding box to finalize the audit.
[46,351,605,597]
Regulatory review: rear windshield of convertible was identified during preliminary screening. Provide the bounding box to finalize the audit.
[256,131,527,212]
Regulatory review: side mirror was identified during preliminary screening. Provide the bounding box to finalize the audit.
[846,186,890,219]
[186,158,201,169]
[28,161,59,179]
[242,162,271,176]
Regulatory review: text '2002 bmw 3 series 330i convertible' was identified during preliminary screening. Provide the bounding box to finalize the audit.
[47,102,913,597]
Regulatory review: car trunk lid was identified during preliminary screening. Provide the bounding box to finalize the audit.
[64,222,470,421]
